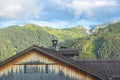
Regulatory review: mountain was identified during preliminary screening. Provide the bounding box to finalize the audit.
[0,24,87,61]
[64,26,90,35]
[0,21,119,61]
[90,20,120,33]
[64,22,120,59]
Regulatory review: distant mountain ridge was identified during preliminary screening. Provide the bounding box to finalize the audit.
[64,21,120,59]
[90,20,120,33]
[0,21,120,61]
[0,24,88,61]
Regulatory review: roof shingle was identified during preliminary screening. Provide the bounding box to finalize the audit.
[76,59,120,79]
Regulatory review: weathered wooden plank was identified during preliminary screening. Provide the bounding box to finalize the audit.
[0,50,98,80]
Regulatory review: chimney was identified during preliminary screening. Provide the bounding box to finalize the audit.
[60,46,67,50]
[52,40,58,51]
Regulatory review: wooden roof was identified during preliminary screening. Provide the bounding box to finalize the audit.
[58,49,79,55]
[0,45,103,80]
[76,60,120,80]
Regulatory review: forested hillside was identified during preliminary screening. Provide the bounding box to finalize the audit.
[0,21,119,61]
[64,22,120,59]
[0,24,87,61]
[90,20,120,34]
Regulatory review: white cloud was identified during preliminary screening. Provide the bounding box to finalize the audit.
[49,0,68,9]
[0,0,119,29]
[51,0,119,18]
[0,0,42,19]
[74,0,118,17]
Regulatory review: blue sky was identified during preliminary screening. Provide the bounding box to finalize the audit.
[0,0,120,29]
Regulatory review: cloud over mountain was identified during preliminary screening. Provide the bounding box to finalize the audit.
[0,0,120,28]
